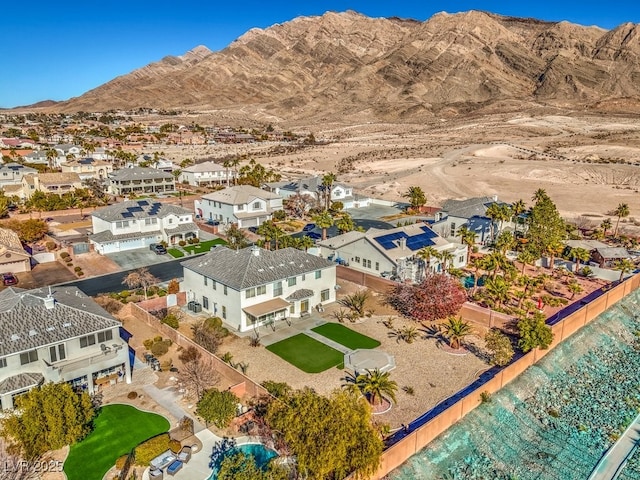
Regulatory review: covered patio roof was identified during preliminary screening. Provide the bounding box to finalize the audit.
[243,297,290,318]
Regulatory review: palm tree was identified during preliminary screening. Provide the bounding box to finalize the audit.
[439,250,455,273]
[403,186,426,211]
[320,172,337,212]
[600,218,612,237]
[312,210,334,240]
[483,276,511,309]
[613,203,630,238]
[567,281,583,299]
[440,317,473,350]
[511,199,527,234]
[517,249,536,275]
[614,258,635,282]
[355,369,398,406]
[299,235,314,252]
[456,224,477,253]
[532,188,548,203]
[569,247,591,273]
[257,221,277,250]
[335,212,356,234]
[545,241,564,270]
[417,246,439,275]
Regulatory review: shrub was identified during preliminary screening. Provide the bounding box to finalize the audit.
[127,391,138,400]
[143,339,154,350]
[77,271,84,276]
[134,433,180,466]
[120,290,131,298]
[60,251,70,259]
[196,389,238,428]
[46,241,56,251]
[151,341,169,357]
[74,266,82,272]
[66,262,73,267]
[188,237,198,244]
[115,455,129,470]
[179,240,187,247]
[162,313,180,329]
[167,279,180,294]
[94,296,123,314]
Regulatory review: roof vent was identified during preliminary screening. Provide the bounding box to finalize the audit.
[46,326,55,332]
[44,295,55,310]
[251,245,260,256]
[29,329,38,336]
[10,334,20,341]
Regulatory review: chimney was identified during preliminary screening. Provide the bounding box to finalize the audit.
[251,245,260,256]
[493,194,498,202]
[44,295,55,310]
[399,237,406,250]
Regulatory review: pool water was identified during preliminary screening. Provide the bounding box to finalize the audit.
[391,288,640,479]
[208,443,277,479]
[462,275,486,289]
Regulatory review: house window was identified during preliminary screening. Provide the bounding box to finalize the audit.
[375,262,380,271]
[203,296,209,309]
[321,289,330,302]
[0,358,7,368]
[98,330,113,343]
[354,256,361,263]
[222,306,227,319]
[211,280,216,290]
[273,281,283,296]
[315,270,321,279]
[450,222,456,237]
[145,218,158,225]
[302,273,306,281]
[20,350,38,365]
[257,285,266,295]
[246,288,256,299]
[80,334,96,348]
[204,276,208,286]
[287,277,297,287]
[459,255,465,263]
[115,220,129,229]
[289,304,295,314]
[253,201,261,209]
[223,285,227,295]
[237,204,245,211]
[49,344,66,363]
[363,259,372,268]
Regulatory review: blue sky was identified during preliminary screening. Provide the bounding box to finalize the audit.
[1,1,639,109]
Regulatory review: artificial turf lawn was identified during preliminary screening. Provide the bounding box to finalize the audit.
[64,404,169,480]
[266,333,344,373]
[183,238,228,254]
[311,323,381,350]
[167,248,184,258]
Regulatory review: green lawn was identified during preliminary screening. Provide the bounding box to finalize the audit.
[64,404,169,480]
[183,238,228,254]
[266,334,344,373]
[167,248,184,258]
[311,323,381,350]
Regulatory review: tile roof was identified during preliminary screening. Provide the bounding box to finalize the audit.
[37,172,82,185]
[181,246,334,289]
[108,166,173,181]
[441,196,504,219]
[0,286,121,357]
[92,200,192,222]
[164,222,199,234]
[183,161,226,173]
[0,372,43,395]
[286,289,314,301]
[595,247,631,259]
[201,185,280,206]
[0,227,29,258]
[88,230,158,244]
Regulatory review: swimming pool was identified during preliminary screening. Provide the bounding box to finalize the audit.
[208,443,277,479]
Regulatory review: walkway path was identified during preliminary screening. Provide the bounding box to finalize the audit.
[304,329,351,354]
[142,383,206,432]
[588,411,640,480]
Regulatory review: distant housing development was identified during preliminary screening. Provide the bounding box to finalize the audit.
[0,286,131,410]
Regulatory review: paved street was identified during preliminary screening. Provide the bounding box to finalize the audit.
[588,412,640,480]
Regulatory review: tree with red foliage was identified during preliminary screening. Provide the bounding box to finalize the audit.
[387,274,466,322]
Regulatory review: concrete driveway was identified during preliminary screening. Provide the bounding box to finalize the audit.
[106,248,176,270]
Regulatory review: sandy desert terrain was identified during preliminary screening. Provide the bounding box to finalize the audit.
[149,111,640,230]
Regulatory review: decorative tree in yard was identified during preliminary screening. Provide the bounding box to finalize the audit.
[403,186,426,211]
[387,274,466,322]
[517,312,554,353]
[312,210,334,240]
[525,190,566,260]
[484,328,515,366]
[439,316,473,350]
[1,383,95,459]
[613,203,630,238]
[225,223,249,250]
[353,369,398,406]
[614,258,635,282]
[122,267,158,300]
[178,346,220,400]
[196,389,238,428]
[266,388,383,480]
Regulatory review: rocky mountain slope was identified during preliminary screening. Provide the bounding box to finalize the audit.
[55,10,640,120]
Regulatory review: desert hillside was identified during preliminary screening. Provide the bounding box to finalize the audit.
[49,10,640,121]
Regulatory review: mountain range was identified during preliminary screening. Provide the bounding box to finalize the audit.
[52,10,640,121]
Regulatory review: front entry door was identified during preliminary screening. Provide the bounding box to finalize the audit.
[301,299,309,314]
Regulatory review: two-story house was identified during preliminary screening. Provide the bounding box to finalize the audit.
[195,185,283,228]
[0,162,38,187]
[107,167,175,196]
[0,227,31,273]
[266,175,370,209]
[179,161,235,187]
[21,172,83,199]
[62,158,113,180]
[181,246,336,332]
[0,286,131,410]
[317,223,468,283]
[89,200,198,254]
[21,150,50,166]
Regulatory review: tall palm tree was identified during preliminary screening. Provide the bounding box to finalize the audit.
[545,241,564,270]
[613,203,630,238]
[532,188,548,203]
[320,172,337,212]
[483,276,511,309]
[600,218,612,237]
[403,186,426,211]
[335,212,356,233]
[439,250,455,273]
[456,225,477,253]
[312,210,334,240]
[511,199,527,234]
[569,247,591,273]
[440,317,473,350]
[417,246,439,275]
[299,235,314,252]
[614,258,635,282]
[256,221,275,250]
[354,369,398,406]
[567,281,583,299]
[517,249,536,275]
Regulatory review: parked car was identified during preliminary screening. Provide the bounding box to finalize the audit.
[149,243,167,255]
[248,226,259,234]
[2,273,18,286]
[302,223,316,232]
[206,219,220,226]
[305,232,322,240]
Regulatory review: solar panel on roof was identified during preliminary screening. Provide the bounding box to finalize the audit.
[137,200,149,206]
[121,212,134,218]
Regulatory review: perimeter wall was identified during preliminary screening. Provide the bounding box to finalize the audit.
[363,273,640,479]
